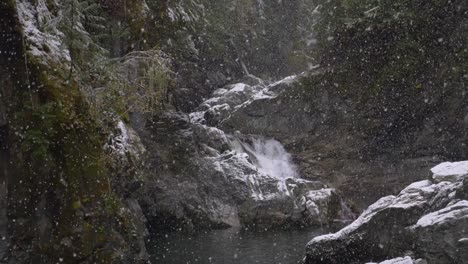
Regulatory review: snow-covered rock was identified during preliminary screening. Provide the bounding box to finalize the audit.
[191,74,298,127]
[366,256,423,264]
[431,161,468,183]
[16,0,71,64]
[304,161,468,264]
[106,120,146,158]
[300,188,341,225]
[220,73,315,138]
[410,199,468,264]
[412,200,468,228]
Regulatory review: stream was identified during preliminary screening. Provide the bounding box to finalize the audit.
[148,227,335,264]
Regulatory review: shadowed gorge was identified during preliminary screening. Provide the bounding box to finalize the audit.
[0,0,467,264]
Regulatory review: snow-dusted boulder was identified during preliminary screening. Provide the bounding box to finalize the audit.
[366,256,425,264]
[410,200,468,263]
[304,183,431,264]
[221,74,307,137]
[239,186,342,229]
[413,200,468,228]
[192,124,231,152]
[192,81,267,126]
[304,161,468,264]
[301,189,341,225]
[190,74,298,128]
[431,161,468,183]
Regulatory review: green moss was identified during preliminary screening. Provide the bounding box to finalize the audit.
[0,1,139,262]
[9,37,118,264]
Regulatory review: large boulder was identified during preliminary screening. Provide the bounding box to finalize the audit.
[304,161,468,264]
[431,161,468,183]
[411,200,468,263]
[221,74,315,137]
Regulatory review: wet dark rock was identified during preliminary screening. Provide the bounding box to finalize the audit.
[456,178,468,200]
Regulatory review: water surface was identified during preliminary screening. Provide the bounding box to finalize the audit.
[148,227,333,264]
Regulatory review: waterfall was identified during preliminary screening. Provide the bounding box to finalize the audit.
[228,135,298,179]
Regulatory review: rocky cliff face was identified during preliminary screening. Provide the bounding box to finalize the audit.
[0,1,149,263]
[304,161,468,264]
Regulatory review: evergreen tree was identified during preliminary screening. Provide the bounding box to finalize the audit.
[47,0,106,78]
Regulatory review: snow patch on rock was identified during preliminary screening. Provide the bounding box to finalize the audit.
[413,200,468,228]
[431,161,468,183]
[309,195,396,244]
[16,0,71,63]
[303,188,337,218]
[193,75,298,126]
[366,256,415,264]
[106,121,145,158]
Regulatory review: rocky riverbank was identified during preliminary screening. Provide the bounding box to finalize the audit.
[304,161,468,264]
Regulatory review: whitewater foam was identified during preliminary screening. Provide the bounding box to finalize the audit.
[228,135,298,179]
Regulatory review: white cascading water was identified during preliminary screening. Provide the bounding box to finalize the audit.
[228,135,298,179]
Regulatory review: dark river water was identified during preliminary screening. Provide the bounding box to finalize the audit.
[148,227,334,264]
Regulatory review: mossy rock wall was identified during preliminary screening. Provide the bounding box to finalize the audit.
[0,1,147,263]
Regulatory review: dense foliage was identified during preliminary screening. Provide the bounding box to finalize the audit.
[308,0,468,154]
